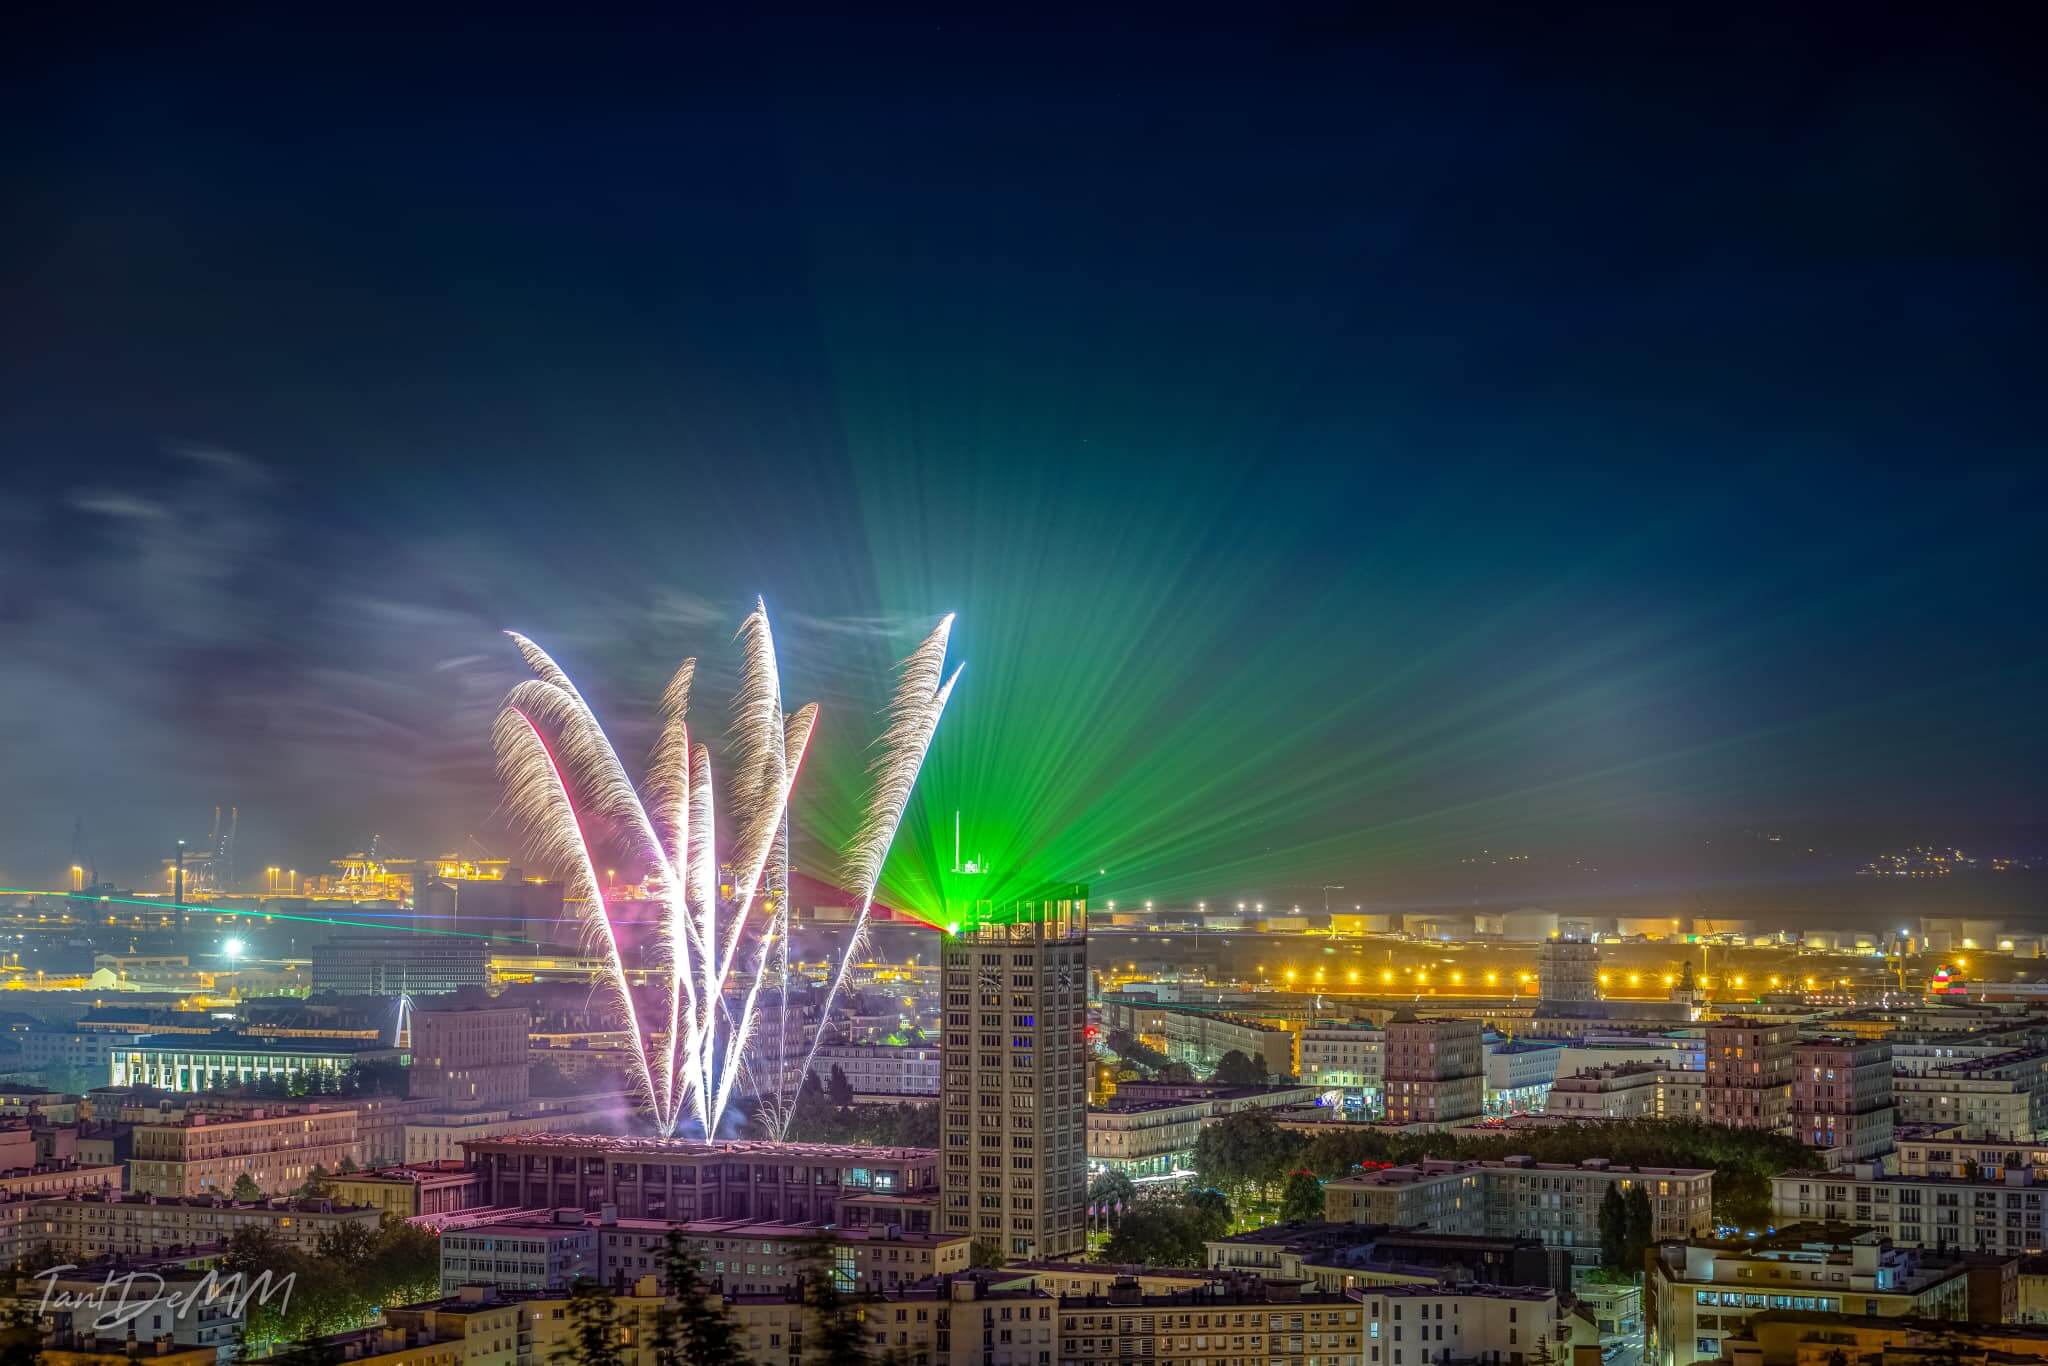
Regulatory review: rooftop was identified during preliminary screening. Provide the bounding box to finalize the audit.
[36,1191,379,1214]
[1363,1283,1555,1301]
[1736,1308,2048,1342]
[126,1031,400,1054]
[459,1132,937,1161]
[1331,1155,1713,1187]
[601,1215,962,1247]
[997,1259,1230,1280]
[1211,1219,1379,1250]
[1057,1280,1352,1309]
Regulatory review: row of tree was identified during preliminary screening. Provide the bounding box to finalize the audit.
[1098,1186,1233,1267]
[1193,1111,1811,1229]
[1597,1183,1657,1274]
[548,1230,897,1366]
[224,1217,441,1358]
[765,1073,941,1148]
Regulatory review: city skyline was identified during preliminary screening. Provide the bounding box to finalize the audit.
[5,12,2043,908]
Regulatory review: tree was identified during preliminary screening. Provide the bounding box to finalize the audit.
[337,1155,358,1174]
[1623,1184,1655,1273]
[1155,1061,1197,1083]
[314,1219,379,1266]
[1104,1030,1170,1074]
[1089,1170,1137,1229]
[1,1299,44,1366]
[1598,1186,1628,1271]
[1278,1170,1325,1224]
[828,1064,856,1109]
[1101,1207,1203,1267]
[794,1233,870,1366]
[1193,1111,1307,1212]
[231,1173,265,1201]
[297,1164,334,1200]
[1212,1050,1268,1086]
[650,1296,682,1366]
[271,1334,340,1366]
[1185,1188,1233,1241]
[661,1231,746,1366]
[554,1280,624,1366]
[969,1240,1005,1269]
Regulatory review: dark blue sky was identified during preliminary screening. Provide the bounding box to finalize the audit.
[2,9,2041,896]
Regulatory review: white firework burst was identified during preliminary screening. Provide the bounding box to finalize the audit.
[491,601,956,1139]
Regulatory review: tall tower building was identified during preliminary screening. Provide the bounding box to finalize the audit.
[1705,1017,1796,1133]
[1793,1037,1895,1164]
[1537,935,1599,1004]
[941,885,1088,1260]
[1383,1011,1485,1126]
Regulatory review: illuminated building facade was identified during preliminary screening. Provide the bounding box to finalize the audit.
[1537,937,1599,1004]
[1792,1038,1896,1164]
[464,1134,939,1228]
[1383,1012,1484,1126]
[1704,1018,1795,1134]
[310,934,489,995]
[941,887,1089,1259]
[408,1004,531,1107]
[110,1032,405,1093]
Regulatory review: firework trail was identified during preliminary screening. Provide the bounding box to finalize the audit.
[780,614,960,1135]
[491,604,956,1140]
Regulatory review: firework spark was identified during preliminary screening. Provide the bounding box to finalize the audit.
[782,614,959,1134]
[492,601,956,1138]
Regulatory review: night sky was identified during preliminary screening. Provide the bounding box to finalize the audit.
[3,10,2042,911]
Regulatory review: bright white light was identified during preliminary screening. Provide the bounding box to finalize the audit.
[223,938,246,960]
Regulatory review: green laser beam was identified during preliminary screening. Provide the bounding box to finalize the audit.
[1,888,536,944]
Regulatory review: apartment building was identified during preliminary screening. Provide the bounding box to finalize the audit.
[810,1042,942,1099]
[1715,1308,2048,1366]
[1545,1062,1701,1121]
[1890,1124,2048,1179]
[594,1215,972,1293]
[21,1192,383,1261]
[1358,1283,1557,1366]
[1791,1039,1896,1164]
[465,1133,939,1229]
[1649,1230,1969,1366]
[1326,1157,1714,1269]
[1300,1024,1386,1107]
[1771,1166,2048,1257]
[1098,999,1300,1080]
[1703,1019,1795,1134]
[439,1209,596,1293]
[1206,1223,1553,1296]
[1057,1279,1364,1366]
[1087,1083,1319,1177]
[19,1030,122,1085]
[128,1105,359,1197]
[403,1106,601,1164]
[330,1160,483,1218]
[1889,1047,2048,1139]
[408,1005,531,1107]
[1486,1041,1561,1116]
[1384,1014,1484,1127]
[21,1262,245,1360]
